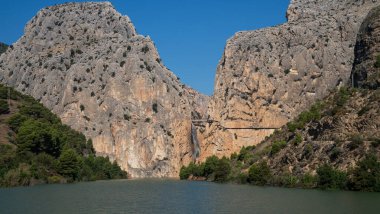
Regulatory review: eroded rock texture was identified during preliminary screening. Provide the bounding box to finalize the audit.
[0,2,208,177]
[199,0,380,161]
[352,6,380,89]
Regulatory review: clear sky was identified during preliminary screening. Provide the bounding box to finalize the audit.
[0,0,290,95]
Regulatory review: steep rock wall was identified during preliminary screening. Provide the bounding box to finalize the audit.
[0,2,208,178]
[199,0,380,161]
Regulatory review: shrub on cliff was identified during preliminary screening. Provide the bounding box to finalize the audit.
[375,55,380,68]
[287,101,323,132]
[270,141,287,155]
[238,146,255,162]
[0,100,9,114]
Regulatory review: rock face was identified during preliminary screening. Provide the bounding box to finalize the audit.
[264,89,380,176]
[199,0,380,161]
[0,2,208,177]
[352,6,380,89]
[252,5,380,176]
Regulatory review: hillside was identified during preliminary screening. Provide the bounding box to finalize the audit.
[197,0,380,161]
[180,5,380,192]
[0,2,208,178]
[0,84,126,187]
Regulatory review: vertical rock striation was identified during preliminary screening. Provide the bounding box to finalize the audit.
[0,2,208,177]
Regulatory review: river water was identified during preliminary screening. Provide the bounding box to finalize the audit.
[0,179,379,214]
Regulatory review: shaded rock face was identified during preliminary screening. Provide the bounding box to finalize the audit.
[199,0,380,161]
[0,2,208,177]
[352,6,380,89]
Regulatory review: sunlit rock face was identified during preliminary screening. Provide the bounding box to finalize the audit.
[198,0,380,161]
[0,2,208,178]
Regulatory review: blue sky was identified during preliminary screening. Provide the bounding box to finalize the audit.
[0,0,290,95]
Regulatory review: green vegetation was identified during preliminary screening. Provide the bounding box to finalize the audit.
[349,154,380,192]
[0,100,9,114]
[0,42,8,55]
[180,148,380,192]
[248,161,272,186]
[287,101,324,132]
[270,141,287,155]
[316,164,347,190]
[179,155,231,183]
[0,84,127,187]
[375,55,380,68]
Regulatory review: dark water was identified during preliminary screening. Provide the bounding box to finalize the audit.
[1,180,380,214]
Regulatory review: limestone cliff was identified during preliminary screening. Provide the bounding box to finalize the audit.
[0,2,208,178]
[199,0,380,161]
[246,5,380,176]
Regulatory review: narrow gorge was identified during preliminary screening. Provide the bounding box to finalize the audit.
[1,0,379,179]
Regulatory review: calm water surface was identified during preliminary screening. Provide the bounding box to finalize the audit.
[1,179,380,214]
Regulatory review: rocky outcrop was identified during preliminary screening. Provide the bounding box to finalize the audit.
[198,0,380,161]
[352,6,380,89]
[256,5,380,176]
[264,89,380,176]
[0,2,208,178]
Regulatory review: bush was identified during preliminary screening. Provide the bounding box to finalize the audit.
[248,161,272,186]
[287,101,323,131]
[179,162,205,180]
[349,155,380,192]
[58,149,80,181]
[16,119,62,157]
[179,166,191,180]
[371,139,380,148]
[316,164,347,190]
[214,157,231,183]
[348,134,364,150]
[294,133,302,145]
[330,147,342,161]
[204,155,219,176]
[0,100,9,114]
[238,146,255,162]
[300,173,317,188]
[271,141,287,155]
[374,55,380,68]
[335,87,351,108]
